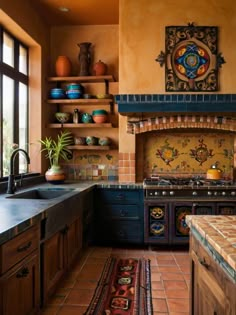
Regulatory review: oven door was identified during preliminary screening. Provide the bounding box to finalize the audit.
[170,202,193,245]
[216,202,236,214]
[144,201,169,244]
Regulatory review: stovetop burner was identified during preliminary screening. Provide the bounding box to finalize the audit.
[143,176,233,187]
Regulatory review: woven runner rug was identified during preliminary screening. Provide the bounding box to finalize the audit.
[84,257,153,315]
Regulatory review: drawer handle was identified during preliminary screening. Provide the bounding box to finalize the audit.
[199,258,209,269]
[120,210,128,217]
[17,241,32,252]
[16,267,29,278]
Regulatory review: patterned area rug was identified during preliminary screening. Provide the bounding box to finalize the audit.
[85,257,153,315]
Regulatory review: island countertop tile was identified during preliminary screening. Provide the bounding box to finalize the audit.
[186,215,236,273]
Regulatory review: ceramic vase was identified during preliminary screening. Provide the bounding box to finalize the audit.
[45,165,66,184]
[93,60,107,76]
[55,56,72,77]
[78,42,91,76]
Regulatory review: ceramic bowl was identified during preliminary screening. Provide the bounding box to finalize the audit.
[55,112,71,123]
[50,88,65,99]
[66,83,83,91]
[98,137,110,146]
[81,113,93,123]
[74,136,86,145]
[66,89,82,99]
[92,109,108,115]
[92,114,107,123]
[86,136,98,145]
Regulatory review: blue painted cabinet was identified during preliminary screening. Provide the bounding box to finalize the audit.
[94,188,144,244]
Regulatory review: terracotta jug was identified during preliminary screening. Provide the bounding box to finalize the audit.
[93,60,107,76]
[55,55,72,77]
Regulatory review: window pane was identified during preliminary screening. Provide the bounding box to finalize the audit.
[19,45,28,74]
[2,75,14,176]
[3,32,14,67]
[19,83,28,173]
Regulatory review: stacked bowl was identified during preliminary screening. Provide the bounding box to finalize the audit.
[50,88,66,99]
[66,83,83,99]
[92,109,108,123]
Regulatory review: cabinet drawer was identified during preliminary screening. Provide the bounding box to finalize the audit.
[97,189,143,204]
[98,204,140,219]
[0,225,40,274]
[98,221,143,243]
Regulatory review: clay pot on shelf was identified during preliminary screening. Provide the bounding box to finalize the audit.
[55,56,72,77]
[93,60,107,76]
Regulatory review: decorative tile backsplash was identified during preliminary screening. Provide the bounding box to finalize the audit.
[142,131,234,179]
[63,151,119,181]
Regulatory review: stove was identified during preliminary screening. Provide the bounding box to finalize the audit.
[143,176,236,246]
[143,176,236,199]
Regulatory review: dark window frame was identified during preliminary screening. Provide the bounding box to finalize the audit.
[0,25,29,178]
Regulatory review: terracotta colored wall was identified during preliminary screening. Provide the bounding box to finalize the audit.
[50,25,119,79]
[118,0,236,182]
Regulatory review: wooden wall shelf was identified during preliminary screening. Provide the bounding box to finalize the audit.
[68,145,110,150]
[47,99,113,105]
[48,123,113,128]
[48,75,115,83]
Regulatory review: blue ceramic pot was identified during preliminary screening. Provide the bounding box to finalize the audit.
[81,113,93,123]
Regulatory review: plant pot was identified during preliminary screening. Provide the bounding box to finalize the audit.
[45,165,66,184]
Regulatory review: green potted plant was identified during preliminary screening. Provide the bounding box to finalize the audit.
[39,130,73,184]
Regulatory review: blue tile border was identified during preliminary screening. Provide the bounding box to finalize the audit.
[115,94,236,113]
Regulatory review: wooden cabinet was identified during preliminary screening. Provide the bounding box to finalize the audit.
[190,233,236,315]
[94,188,144,244]
[0,224,40,315]
[42,216,82,304]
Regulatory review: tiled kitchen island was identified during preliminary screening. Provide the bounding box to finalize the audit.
[186,215,236,315]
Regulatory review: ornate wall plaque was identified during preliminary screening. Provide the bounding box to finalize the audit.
[156,23,225,92]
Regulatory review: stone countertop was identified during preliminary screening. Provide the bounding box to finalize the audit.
[0,180,143,245]
[186,215,236,281]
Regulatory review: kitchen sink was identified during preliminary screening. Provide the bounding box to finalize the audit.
[6,188,75,200]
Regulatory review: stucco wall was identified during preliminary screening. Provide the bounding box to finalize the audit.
[119,0,236,155]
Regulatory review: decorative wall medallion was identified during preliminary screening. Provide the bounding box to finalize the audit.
[156,23,226,91]
[189,138,214,165]
[156,139,180,166]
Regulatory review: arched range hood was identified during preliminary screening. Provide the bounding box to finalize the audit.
[115,93,236,134]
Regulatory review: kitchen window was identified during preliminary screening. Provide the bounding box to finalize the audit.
[0,26,29,178]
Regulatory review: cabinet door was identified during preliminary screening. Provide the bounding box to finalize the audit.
[0,252,39,315]
[66,218,82,268]
[42,231,64,304]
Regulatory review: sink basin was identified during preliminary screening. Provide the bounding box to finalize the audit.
[6,188,75,200]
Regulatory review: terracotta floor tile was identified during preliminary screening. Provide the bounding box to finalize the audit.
[73,279,98,290]
[64,289,94,306]
[42,246,190,315]
[157,259,177,266]
[156,254,175,260]
[152,289,166,298]
[163,280,188,290]
[161,273,185,281]
[152,281,165,290]
[165,289,189,299]
[167,298,189,313]
[152,298,169,312]
[57,305,88,314]
[151,272,162,281]
[158,266,181,273]
[40,305,60,314]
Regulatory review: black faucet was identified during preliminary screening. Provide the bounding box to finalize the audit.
[7,149,30,194]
